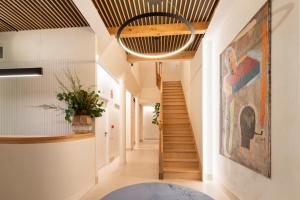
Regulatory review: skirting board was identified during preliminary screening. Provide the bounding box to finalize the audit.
[65,181,95,200]
[204,173,213,181]
[98,157,120,181]
[216,182,240,200]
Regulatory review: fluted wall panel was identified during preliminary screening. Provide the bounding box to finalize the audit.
[0,27,96,136]
[0,61,96,136]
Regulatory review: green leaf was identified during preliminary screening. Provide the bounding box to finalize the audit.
[40,69,106,123]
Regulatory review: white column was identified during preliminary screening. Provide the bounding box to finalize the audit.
[203,39,213,180]
[139,105,144,142]
[119,77,127,165]
[135,97,140,148]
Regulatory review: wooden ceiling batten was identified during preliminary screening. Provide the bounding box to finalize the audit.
[202,0,213,21]
[106,0,120,26]
[0,0,89,32]
[25,0,49,28]
[92,0,219,60]
[0,19,15,32]
[127,51,196,62]
[7,1,39,29]
[108,22,208,38]
[0,2,31,30]
[206,0,218,21]
[32,1,59,28]
[58,1,79,26]
[39,1,65,27]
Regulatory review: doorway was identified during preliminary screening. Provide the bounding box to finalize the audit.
[126,91,136,150]
[96,65,120,169]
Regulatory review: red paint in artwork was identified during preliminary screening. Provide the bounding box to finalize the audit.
[260,23,268,129]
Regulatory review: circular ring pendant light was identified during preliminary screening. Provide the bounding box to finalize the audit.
[116,12,195,59]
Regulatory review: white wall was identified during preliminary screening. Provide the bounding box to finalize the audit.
[163,61,182,81]
[131,63,141,87]
[139,105,144,141]
[73,0,111,54]
[138,62,160,104]
[98,39,140,96]
[142,105,159,140]
[181,45,203,167]
[75,0,141,97]
[204,0,300,199]
[138,61,182,104]
[0,28,96,136]
[126,91,132,149]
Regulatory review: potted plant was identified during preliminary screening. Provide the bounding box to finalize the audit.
[40,70,105,133]
[152,103,160,126]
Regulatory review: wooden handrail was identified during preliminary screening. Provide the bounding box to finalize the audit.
[156,62,162,90]
[0,133,95,144]
[158,62,164,179]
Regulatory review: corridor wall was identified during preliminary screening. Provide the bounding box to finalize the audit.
[203,0,300,199]
[181,45,204,173]
[142,105,159,140]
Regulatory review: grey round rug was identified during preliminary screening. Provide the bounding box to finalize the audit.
[101,182,214,200]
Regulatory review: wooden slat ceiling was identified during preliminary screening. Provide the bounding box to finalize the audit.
[0,0,89,32]
[92,0,219,58]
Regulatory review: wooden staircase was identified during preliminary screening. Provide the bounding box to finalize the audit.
[159,81,202,180]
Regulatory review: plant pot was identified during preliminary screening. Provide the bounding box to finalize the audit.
[72,115,94,134]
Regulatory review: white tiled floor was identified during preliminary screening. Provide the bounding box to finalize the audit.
[81,140,230,200]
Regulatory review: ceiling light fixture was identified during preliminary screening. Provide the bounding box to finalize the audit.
[116,12,195,59]
[0,68,43,78]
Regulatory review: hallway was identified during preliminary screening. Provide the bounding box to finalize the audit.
[81,141,229,200]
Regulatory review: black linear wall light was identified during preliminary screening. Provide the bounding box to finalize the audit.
[0,68,43,78]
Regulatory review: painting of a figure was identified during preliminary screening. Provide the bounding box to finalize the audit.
[220,1,271,177]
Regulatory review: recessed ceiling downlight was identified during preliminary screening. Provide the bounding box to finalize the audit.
[0,68,43,78]
[116,12,195,59]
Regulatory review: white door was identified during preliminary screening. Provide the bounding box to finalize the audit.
[108,102,120,162]
[95,103,109,169]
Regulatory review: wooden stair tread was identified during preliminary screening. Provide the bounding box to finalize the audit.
[163,97,185,99]
[163,100,185,102]
[163,158,199,162]
[164,133,192,134]
[163,167,201,173]
[164,121,189,122]
[164,118,189,120]
[164,135,192,137]
[164,126,191,128]
[163,116,189,119]
[163,82,181,84]
[164,134,193,136]
[163,93,183,94]
[164,149,197,153]
[164,141,194,144]
[163,102,185,103]
[163,108,186,110]
[164,122,190,123]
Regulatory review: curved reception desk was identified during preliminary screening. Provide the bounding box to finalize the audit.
[0,133,96,200]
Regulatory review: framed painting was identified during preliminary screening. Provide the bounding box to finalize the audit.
[220,1,271,177]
